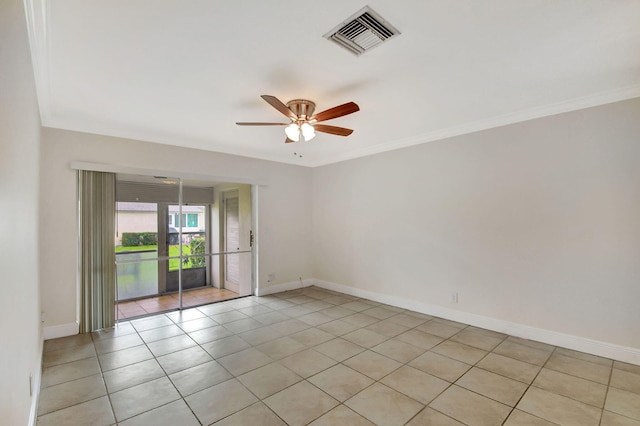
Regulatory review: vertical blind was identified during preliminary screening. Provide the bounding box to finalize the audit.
[78,170,116,333]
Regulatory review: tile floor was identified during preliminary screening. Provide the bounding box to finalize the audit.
[117,287,238,320]
[38,286,640,425]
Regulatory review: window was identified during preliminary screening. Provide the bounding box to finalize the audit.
[187,213,198,227]
[171,213,198,228]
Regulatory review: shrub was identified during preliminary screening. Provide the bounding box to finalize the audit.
[121,232,158,247]
[140,232,158,246]
[190,237,206,267]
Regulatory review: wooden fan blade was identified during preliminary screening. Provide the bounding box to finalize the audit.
[310,102,359,123]
[314,124,354,136]
[285,137,295,143]
[236,122,288,126]
[261,95,297,120]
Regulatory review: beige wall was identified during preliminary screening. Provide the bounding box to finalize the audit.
[40,129,313,329]
[40,98,640,361]
[0,0,43,423]
[312,98,640,352]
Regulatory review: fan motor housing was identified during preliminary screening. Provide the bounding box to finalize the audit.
[286,99,316,119]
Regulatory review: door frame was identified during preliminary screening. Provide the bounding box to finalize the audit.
[213,185,253,296]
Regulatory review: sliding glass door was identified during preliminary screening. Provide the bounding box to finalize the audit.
[114,175,253,320]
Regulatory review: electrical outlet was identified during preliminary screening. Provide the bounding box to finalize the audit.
[451,292,459,304]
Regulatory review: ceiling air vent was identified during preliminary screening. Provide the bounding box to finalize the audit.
[324,6,400,56]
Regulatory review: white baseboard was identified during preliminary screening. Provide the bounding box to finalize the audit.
[43,322,79,340]
[313,279,640,366]
[256,278,313,296]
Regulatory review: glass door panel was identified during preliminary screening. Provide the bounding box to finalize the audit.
[166,204,208,292]
[115,201,159,302]
[115,252,158,300]
[114,175,253,321]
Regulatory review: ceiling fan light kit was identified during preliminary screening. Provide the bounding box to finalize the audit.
[301,123,316,141]
[284,100,317,142]
[285,122,316,142]
[236,95,359,143]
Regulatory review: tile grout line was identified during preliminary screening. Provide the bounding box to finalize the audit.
[172,304,475,424]
[39,287,637,425]
[166,300,300,424]
[598,354,615,426]
[91,329,121,426]
[137,311,217,425]
[501,345,561,426]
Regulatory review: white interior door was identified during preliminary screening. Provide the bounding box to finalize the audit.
[222,186,252,295]
[223,192,240,292]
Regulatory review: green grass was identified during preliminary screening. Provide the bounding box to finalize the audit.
[115,245,202,271]
[168,245,194,271]
[116,245,157,253]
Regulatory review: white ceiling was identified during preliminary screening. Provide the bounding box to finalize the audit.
[26,0,640,167]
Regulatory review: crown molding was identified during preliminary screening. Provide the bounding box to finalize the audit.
[308,85,640,167]
[23,0,52,125]
[40,85,640,169]
[25,0,640,168]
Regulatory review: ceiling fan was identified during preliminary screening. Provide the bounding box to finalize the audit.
[236,95,359,143]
